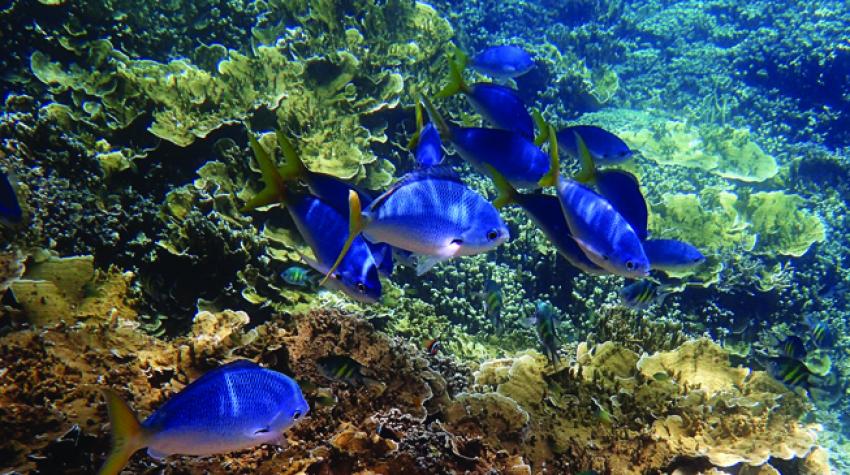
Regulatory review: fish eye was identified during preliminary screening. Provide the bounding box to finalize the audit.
[356,282,366,293]
[602,254,610,261]
[626,261,634,270]
[486,229,499,241]
[293,410,302,419]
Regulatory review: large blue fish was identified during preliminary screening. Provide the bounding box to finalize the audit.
[593,170,648,241]
[487,164,605,275]
[642,239,705,272]
[467,45,534,80]
[242,134,382,302]
[0,168,23,226]
[435,54,534,139]
[556,125,634,166]
[251,131,396,278]
[98,360,308,475]
[554,133,649,278]
[325,167,509,278]
[421,96,555,190]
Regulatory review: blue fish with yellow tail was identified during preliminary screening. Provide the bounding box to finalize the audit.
[435,52,534,139]
[556,132,650,279]
[467,45,535,80]
[323,167,509,280]
[408,99,444,169]
[421,95,557,190]
[242,133,382,303]
[0,168,23,226]
[556,125,634,166]
[486,159,606,276]
[642,239,706,272]
[98,361,308,475]
[271,131,396,277]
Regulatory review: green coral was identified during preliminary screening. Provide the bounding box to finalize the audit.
[31,0,453,184]
[745,191,826,257]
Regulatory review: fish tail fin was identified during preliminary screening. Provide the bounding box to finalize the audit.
[537,123,560,188]
[419,94,452,141]
[435,51,468,99]
[484,165,517,209]
[573,131,597,184]
[241,131,288,212]
[98,389,148,475]
[320,190,364,286]
[407,94,425,150]
[275,130,308,181]
[531,109,549,147]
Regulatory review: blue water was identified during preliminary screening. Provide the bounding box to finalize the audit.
[1,0,849,473]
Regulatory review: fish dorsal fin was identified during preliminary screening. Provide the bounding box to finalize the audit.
[595,169,648,241]
[220,360,260,371]
[182,360,260,391]
[368,167,462,213]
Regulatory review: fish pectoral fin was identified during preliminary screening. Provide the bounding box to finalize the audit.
[416,255,450,276]
[147,447,168,461]
[253,426,271,435]
[572,237,606,263]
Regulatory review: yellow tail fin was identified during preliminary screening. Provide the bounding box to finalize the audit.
[532,109,549,147]
[537,123,560,188]
[435,52,468,99]
[484,165,517,209]
[320,190,364,285]
[572,131,597,184]
[98,389,147,475]
[407,97,425,150]
[241,132,287,212]
[275,130,308,180]
[419,94,452,141]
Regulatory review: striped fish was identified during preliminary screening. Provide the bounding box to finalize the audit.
[619,280,670,310]
[764,356,812,389]
[317,355,369,386]
[483,279,503,332]
[805,315,835,348]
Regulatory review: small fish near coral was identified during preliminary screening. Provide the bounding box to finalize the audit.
[424,337,443,356]
[619,280,671,311]
[482,278,503,332]
[97,360,308,475]
[281,266,314,287]
[529,300,561,367]
[0,168,23,227]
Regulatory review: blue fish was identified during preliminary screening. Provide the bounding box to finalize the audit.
[557,178,649,278]
[415,123,444,169]
[325,167,509,279]
[242,133,381,303]
[642,239,706,272]
[594,170,649,241]
[272,132,398,277]
[487,165,606,275]
[532,300,560,367]
[556,125,634,166]
[421,96,556,190]
[619,280,670,310]
[98,360,308,475]
[0,168,23,226]
[556,132,649,278]
[435,54,534,139]
[805,315,835,349]
[281,266,313,287]
[467,45,534,80]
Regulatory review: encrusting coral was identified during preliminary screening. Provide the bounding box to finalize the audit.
[445,338,825,474]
